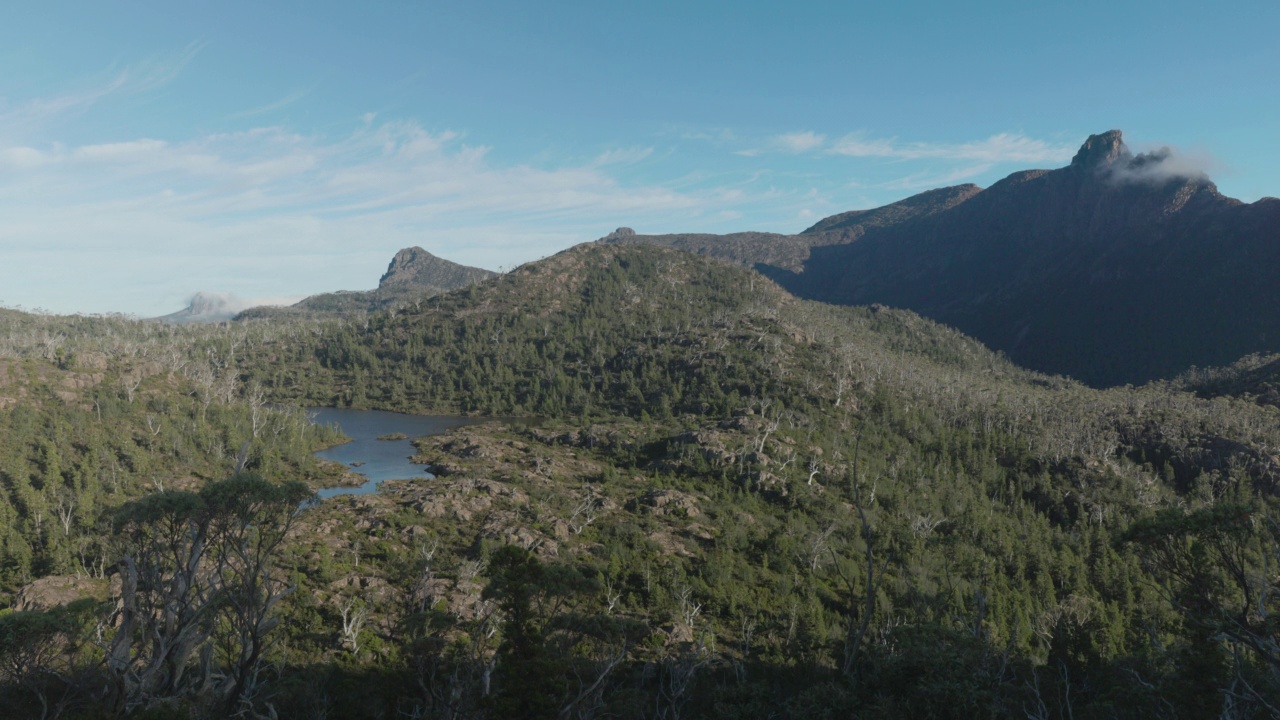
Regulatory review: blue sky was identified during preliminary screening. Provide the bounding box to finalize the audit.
[2,0,1277,315]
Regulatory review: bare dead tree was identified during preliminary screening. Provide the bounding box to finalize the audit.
[675,585,702,630]
[803,524,837,574]
[119,373,143,404]
[568,496,601,535]
[339,598,369,655]
[54,493,76,537]
[655,636,713,720]
[558,643,628,720]
[603,579,622,615]
[247,382,268,439]
[833,433,888,677]
[752,401,782,455]
[409,540,440,614]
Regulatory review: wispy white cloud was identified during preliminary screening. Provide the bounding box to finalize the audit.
[729,129,1068,166]
[74,139,170,161]
[227,88,312,120]
[881,163,994,191]
[829,132,1073,164]
[0,113,797,314]
[734,130,826,156]
[773,131,826,153]
[119,41,207,95]
[0,43,204,143]
[673,126,738,143]
[0,77,126,141]
[0,146,48,169]
[592,146,653,166]
[826,134,897,158]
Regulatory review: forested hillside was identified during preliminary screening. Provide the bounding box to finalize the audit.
[2,245,1279,718]
[0,312,344,592]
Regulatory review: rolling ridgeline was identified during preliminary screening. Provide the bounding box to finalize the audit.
[1,137,1280,717]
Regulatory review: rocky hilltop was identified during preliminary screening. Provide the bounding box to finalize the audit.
[378,246,497,292]
[605,130,1280,386]
[238,247,496,319]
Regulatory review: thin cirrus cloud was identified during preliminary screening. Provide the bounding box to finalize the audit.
[0,52,1084,315]
[774,131,826,153]
[735,131,826,157]
[881,164,996,191]
[0,110,766,314]
[745,129,1073,166]
[0,43,205,143]
[592,146,654,166]
[226,88,313,121]
[828,132,1074,164]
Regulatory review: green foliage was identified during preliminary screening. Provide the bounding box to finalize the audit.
[4,244,1280,717]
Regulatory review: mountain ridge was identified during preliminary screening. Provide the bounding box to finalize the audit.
[236,246,496,320]
[603,130,1280,386]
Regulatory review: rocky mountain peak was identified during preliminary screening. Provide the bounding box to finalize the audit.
[380,247,439,287]
[600,227,637,242]
[1070,129,1130,169]
[377,246,497,291]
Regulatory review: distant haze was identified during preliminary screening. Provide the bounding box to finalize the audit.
[154,292,304,323]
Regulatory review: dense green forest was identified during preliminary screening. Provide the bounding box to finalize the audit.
[2,245,1279,718]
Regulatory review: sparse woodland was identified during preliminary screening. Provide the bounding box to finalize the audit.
[2,244,1279,718]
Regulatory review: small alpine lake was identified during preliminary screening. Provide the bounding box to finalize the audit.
[308,407,477,499]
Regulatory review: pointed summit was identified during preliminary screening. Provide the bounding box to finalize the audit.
[378,247,497,290]
[1071,130,1130,169]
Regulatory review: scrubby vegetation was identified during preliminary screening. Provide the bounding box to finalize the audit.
[2,244,1279,718]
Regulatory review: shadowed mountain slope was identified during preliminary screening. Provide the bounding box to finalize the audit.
[604,131,1280,387]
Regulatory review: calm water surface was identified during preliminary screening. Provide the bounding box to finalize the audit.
[309,407,475,499]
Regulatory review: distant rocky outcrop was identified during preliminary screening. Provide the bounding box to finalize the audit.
[238,248,496,320]
[378,247,497,292]
[607,131,1280,386]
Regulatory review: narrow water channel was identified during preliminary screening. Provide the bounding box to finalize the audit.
[308,407,475,499]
